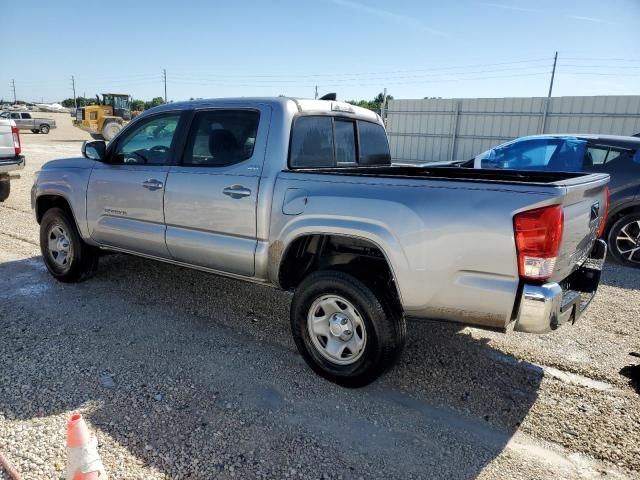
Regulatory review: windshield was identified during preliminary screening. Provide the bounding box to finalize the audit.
[0,112,9,118]
[475,137,587,171]
[113,95,129,110]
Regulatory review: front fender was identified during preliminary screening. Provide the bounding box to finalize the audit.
[34,159,95,241]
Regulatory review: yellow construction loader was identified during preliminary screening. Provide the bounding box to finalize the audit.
[73,93,137,141]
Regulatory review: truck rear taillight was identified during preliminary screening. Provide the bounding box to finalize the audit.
[597,186,609,238]
[11,126,21,156]
[514,205,563,281]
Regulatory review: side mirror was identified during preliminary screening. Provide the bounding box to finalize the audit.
[81,140,106,161]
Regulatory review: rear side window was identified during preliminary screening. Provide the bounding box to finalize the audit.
[290,116,334,168]
[20,113,31,119]
[358,121,391,165]
[586,147,608,166]
[183,110,260,167]
[290,116,390,168]
[335,120,357,165]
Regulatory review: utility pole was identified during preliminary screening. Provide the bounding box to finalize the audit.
[163,69,167,103]
[381,87,387,119]
[314,85,318,100]
[71,75,77,109]
[540,51,558,134]
[11,79,16,104]
[547,51,558,98]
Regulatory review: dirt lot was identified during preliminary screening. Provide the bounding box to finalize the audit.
[1,112,639,479]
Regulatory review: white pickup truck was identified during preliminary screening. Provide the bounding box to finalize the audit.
[0,118,25,201]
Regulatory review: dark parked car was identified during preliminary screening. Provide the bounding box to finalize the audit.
[467,134,640,267]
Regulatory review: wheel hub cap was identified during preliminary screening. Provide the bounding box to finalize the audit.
[306,294,367,365]
[47,224,73,269]
[329,313,353,341]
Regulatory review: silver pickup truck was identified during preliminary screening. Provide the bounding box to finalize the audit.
[31,97,609,386]
[0,111,56,134]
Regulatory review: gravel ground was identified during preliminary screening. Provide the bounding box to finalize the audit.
[0,113,639,479]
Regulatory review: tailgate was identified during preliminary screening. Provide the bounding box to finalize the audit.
[0,119,15,159]
[551,173,609,283]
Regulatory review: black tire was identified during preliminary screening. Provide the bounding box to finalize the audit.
[90,133,104,140]
[291,270,406,387]
[31,129,39,134]
[0,176,9,202]
[40,207,98,282]
[40,124,50,134]
[101,122,122,142]
[607,213,640,268]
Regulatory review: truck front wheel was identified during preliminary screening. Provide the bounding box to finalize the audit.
[0,175,10,202]
[290,270,406,387]
[40,207,98,282]
[608,213,640,267]
[102,122,122,142]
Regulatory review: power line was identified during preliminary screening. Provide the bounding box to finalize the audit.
[562,57,640,62]
[167,66,554,86]
[167,58,552,80]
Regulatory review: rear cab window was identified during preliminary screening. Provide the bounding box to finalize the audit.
[289,115,390,169]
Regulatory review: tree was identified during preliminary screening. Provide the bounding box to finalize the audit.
[130,99,145,112]
[61,97,93,108]
[144,97,166,110]
[347,92,393,112]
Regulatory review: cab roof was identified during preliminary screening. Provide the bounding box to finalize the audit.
[515,134,640,149]
[151,96,382,124]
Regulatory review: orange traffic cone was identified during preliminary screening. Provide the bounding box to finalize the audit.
[65,413,107,480]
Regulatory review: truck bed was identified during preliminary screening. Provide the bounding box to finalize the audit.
[290,165,592,185]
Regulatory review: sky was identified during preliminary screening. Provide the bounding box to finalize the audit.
[1,0,639,103]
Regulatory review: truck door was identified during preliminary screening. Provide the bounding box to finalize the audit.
[86,112,181,257]
[163,106,270,277]
[9,113,22,129]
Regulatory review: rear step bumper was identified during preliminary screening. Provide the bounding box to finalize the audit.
[514,239,607,334]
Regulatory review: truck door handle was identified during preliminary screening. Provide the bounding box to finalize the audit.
[223,185,252,199]
[142,179,164,191]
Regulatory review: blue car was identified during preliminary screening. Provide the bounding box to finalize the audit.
[467,134,640,267]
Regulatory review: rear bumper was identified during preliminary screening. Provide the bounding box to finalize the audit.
[514,239,607,334]
[0,155,25,174]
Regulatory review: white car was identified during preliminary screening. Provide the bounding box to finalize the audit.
[0,117,25,201]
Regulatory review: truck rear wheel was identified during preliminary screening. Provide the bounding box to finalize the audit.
[102,122,122,142]
[0,175,10,202]
[40,124,50,134]
[290,270,405,387]
[40,207,98,282]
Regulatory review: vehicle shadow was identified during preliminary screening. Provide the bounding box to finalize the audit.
[0,254,543,479]
[620,353,640,395]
